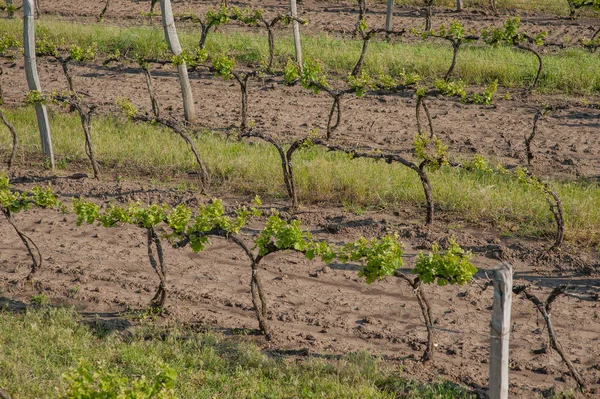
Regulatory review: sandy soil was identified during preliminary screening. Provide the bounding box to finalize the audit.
[1,176,599,398]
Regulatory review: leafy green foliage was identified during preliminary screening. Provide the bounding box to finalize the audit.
[375,73,397,90]
[434,79,466,98]
[170,52,187,66]
[68,44,96,62]
[254,213,334,262]
[30,186,59,208]
[0,33,20,55]
[184,47,208,69]
[0,173,58,215]
[466,80,498,105]
[339,234,404,284]
[36,37,59,57]
[0,186,29,214]
[414,133,448,171]
[482,17,546,47]
[211,53,235,80]
[131,204,169,229]
[25,90,48,105]
[466,154,493,173]
[230,6,263,26]
[357,18,368,34]
[170,47,208,68]
[167,205,192,234]
[254,214,308,255]
[72,199,100,226]
[299,59,329,94]
[62,361,177,399]
[0,173,8,190]
[30,293,50,306]
[116,97,138,118]
[205,5,231,27]
[97,204,131,227]
[347,72,373,98]
[398,70,421,87]
[0,1,18,14]
[185,199,261,252]
[435,79,497,104]
[426,20,476,43]
[413,238,476,286]
[283,59,300,85]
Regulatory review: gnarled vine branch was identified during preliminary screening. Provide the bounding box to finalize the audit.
[513,285,586,391]
[240,131,307,209]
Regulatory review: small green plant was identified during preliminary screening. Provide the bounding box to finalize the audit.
[435,79,498,104]
[35,36,59,57]
[62,361,177,399]
[299,59,329,94]
[178,5,231,50]
[467,154,493,173]
[0,33,20,56]
[482,17,546,90]
[30,293,50,306]
[68,44,96,62]
[339,234,404,284]
[25,90,47,105]
[420,20,479,80]
[116,97,138,118]
[414,238,476,286]
[211,53,235,80]
[434,79,466,98]
[347,72,373,98]
[414,133,448,172]
[467,80,498,105]
[283,59,300,84]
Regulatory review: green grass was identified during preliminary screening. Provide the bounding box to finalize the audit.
[0,306,475,398]
[1,18,600,94]
[332,0,589,16]
[1,107,599,245]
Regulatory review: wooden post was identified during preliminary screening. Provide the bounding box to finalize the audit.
[290,0,303,74]
[385,0,394,33]
[160,0,196,122]
[457,0,463,11]
[23,0,54,168]
[489,262,513,399]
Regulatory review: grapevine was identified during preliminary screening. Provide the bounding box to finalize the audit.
[0,173,59,278]
[342,233,476,361]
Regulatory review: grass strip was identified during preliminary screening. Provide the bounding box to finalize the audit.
[0,306,476,398]
[1,107,599,245]
[1,18,600,94]
[366,0,577,15]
